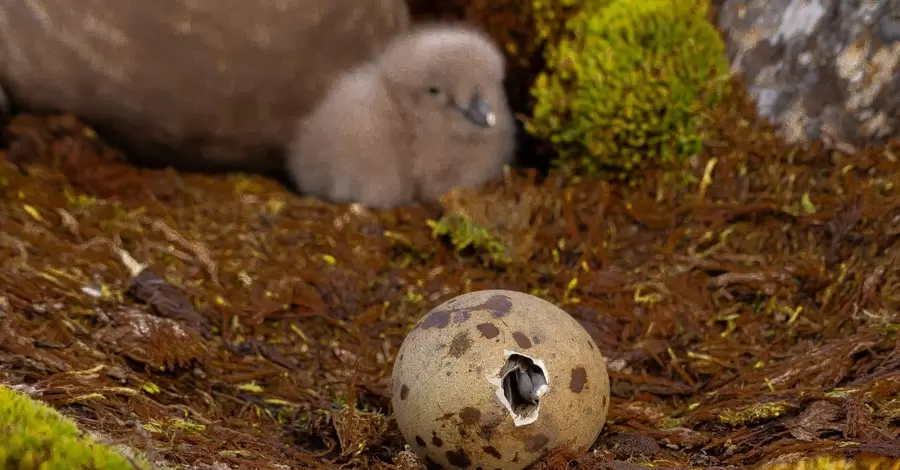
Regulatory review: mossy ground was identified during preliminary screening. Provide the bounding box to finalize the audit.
[1,77,899,469]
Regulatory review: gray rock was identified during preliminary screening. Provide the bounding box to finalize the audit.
[717,0,900,150]
[286,24,516,209]
[0,0,409,172]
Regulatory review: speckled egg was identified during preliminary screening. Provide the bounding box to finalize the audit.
[391,289,610,470]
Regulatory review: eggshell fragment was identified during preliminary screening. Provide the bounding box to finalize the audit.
[391,289,610,469]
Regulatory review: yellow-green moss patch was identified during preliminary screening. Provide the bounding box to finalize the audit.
[428,213,512,266]
[526,0,730,177]
[0,384,151,469]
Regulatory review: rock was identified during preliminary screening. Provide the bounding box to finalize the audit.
[717,0,900,151]
[0,0,409,172]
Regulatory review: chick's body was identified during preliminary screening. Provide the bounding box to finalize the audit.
[286,24,516,209]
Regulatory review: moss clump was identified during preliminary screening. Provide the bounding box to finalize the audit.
[0,384,148,469]
[526,0,730,177]
[427,214,512,266]
[761,454,899,470]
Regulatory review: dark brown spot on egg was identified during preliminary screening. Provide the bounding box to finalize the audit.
[451,309,472,324]
[415,435,427,447]
[483,294,513,318]
[421,310,451,329]
[482,446,502,459]
[570,366,587,393]
[512,331,532,349]
[477,412,504,440]
[432,432,444,447]
[524,433,549,452]
[448,331,472,358]
[532,335,541,344]
[445,448,472,468]
[458,407,481,425]
[438,412,455,421]
[476,322,500,339]
[400,384,409,400]
[425,457,442,469]
[587,340,594,349]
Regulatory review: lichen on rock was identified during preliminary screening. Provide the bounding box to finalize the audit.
[525,0,730,177]
[718,0,900,150]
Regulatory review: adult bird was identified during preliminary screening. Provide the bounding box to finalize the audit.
[0,0,410,173]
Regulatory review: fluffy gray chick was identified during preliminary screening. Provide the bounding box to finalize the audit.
[286,24,516,209]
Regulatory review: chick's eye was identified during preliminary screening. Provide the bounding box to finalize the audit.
[427,86,441,95]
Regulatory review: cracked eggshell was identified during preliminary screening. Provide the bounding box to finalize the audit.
[391,289,610,470]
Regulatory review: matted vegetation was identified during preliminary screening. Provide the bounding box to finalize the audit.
[1,0,898,468]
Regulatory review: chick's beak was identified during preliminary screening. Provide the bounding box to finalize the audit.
[459,93,496,128]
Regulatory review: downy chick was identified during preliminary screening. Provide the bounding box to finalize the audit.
[285,23,516,209]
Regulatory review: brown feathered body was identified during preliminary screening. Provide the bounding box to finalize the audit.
[0,84,8,119]
[286,24,516,209]
[0,0,409,172]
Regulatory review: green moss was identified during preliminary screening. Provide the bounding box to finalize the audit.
[427,214,511,266]
[526,0,730,177]
[0,384,150,469]
[760,454,896,470]
[717,401,792,426]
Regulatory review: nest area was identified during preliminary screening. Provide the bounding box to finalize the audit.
[1,75,898,469]
[1,3,899,468]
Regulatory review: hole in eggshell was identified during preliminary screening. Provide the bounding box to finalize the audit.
[486,351,550,427]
